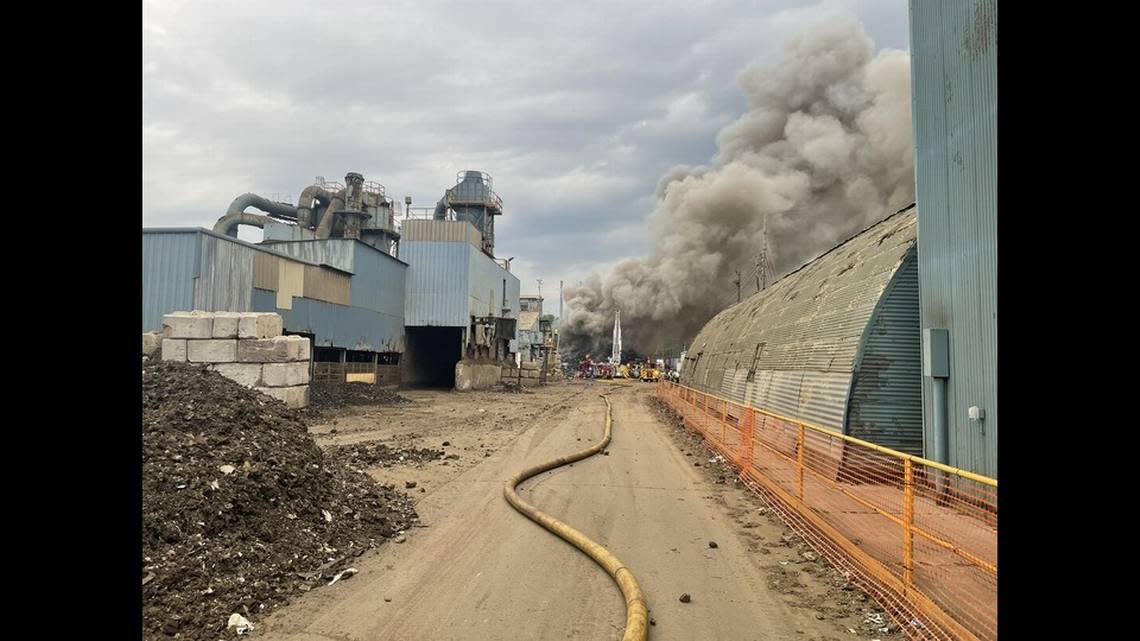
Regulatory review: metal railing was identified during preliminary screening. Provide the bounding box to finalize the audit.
[656,381,997,641]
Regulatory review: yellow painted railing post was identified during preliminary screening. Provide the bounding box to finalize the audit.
[903,458,915,587]
[797,423,805,502]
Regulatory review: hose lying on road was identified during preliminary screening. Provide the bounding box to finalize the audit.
[503,394,649,641]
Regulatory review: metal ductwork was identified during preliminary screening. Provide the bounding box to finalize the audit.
[296,185,336,228]
[314,189,347,239]
[316,173,372,239]
[213,193,299,237]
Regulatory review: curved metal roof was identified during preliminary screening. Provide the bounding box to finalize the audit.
[681,205,918,432]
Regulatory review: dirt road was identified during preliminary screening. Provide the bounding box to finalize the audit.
[259,382,896,641]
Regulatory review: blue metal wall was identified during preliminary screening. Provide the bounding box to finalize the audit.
[347,243,406,317]
[142,230,199,332]
[910,0,998,477]
[403,241,470,327]
[846,251,922,455]
[468,247,520,322]
[251,289,404,352]
[402,238,520,329]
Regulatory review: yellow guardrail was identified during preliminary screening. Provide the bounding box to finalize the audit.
[657,380,996,641]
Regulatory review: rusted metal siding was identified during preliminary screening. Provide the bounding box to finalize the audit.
[142,230,199,331]
[402,219,482,249]
[302,265,350,306]
[681,208,918,436]
[846,251,922,455]
[910,0,997,477]
[252,251,280,291]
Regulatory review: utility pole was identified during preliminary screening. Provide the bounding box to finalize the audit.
[733,269,742,303]
[536,278,543,299]
[753,215,773,294]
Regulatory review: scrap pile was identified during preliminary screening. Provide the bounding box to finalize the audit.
[142,362,417,640]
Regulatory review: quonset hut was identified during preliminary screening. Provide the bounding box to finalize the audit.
[680,205,921,455]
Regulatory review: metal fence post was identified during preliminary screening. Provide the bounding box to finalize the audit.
[797,423,805,502]
[741,408,754,470]
[721,399,728,446]
[903,458,915,587]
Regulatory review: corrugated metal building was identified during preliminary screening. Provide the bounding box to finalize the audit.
[142,228,408,354]
[399,218,520,386]
[680,207,922,454]
[909,0,997,477]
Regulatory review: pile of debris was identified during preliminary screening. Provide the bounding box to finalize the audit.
[326,442,450,470]
[142,362,417,640]
[306,382,410,415]
[495,381,533,394]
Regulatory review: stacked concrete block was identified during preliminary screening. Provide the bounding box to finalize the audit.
[142,332,163,358]
[153,311,311,408]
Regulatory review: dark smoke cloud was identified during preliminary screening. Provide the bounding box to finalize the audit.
[562,19,913,360]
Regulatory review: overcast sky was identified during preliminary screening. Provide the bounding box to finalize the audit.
[143,0,909,307]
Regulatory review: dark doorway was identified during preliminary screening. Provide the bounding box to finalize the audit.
[404,327,462,388]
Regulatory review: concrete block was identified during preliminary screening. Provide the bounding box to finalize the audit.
[237,336,295,363]
[143,332,163,357]
[521,361,539,371]
[187,339,238,363]
[161,339,187,362]
[211,312,242,338]
[209,362,263,388]
[262,362,311,387]
[256,385,310,409]
[238,313,283,339]
[455,361,502,391]
[163,311,213,339]
[284,335,311,361]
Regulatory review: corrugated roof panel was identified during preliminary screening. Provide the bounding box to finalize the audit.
[681,208,918,437]
[846,252,923,455]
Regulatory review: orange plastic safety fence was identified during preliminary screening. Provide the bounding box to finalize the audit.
[657,381,997,641]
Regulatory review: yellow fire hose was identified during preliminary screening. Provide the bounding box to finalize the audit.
[503,394,649,641]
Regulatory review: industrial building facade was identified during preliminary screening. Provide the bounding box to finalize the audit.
[400,219,520,387]
[680,208,922,454]
[142,170,522,390]
[909,0,997,478]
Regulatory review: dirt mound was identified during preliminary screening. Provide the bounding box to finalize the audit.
[327,442,447,469]
[142,362,417,641]
[306,382,411,414]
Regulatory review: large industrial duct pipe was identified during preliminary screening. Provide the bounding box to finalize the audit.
[314,189,348,239]
[296,185,336,229]
[212,212,275,237]
[433,198,449,220]
[213,193,300,237]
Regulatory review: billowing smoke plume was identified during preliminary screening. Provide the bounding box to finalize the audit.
[562,19,913,360]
